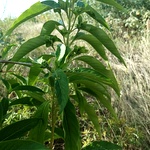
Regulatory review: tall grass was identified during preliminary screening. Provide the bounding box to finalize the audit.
[111,34,150,149]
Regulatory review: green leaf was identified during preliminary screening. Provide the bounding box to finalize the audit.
[12,85,45,94]
[0,118,40,141]
[7,36,46,70]
[63,100,81,150]
[0,103,3,125]
[96,0,126,11]
[85,5,109,29]
[0,139,49,150]
[41,0,60,9]
[26,92,46,102]
[54,69,69,113]
[28,63,42,85]
[11,73,27,84]
[10,97,42,106]
[76,91,101,137]
[82,141,122,150]
[1,78,11,91]
[80,24,126,66]
[75,56,120,96]
[1,98,9,117]
[5,2,50,36]
[68,68,119,96]
[29,101,49,143]
[40,20,60,36]
[74,33,108,60]
[69,77,117,119]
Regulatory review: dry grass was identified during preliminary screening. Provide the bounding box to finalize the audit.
[110,34,150,148]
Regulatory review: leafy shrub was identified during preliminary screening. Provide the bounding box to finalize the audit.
[0,0,126,149]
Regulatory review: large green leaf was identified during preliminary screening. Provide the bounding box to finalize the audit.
[69,78,117,119]
[10,97,42,106]
[53,69,69,113]
[0,118,40,141]
[74,33,108,60]
[7,35,46,70]
[12,85,45,94]
[96,0,125,11]
[28,63,42,85]
[75,56,120,96]
[79,24,126,66]
[85,5,109,29]
[40,20,60,36]
[0,140,49,150]
[76,91,101,137]
[63,100,81,150]
[29,101,49,143]
[6,2,50,36]
[41,0,60,9]
[11,73,27,85]
[1,98,9,117]
[67,68,119,96]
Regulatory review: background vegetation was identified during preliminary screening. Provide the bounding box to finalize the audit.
[0,0,149,149]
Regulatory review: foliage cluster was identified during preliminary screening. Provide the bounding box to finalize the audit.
[94,0,150,39]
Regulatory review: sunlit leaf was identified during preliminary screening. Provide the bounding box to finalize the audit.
[74,32,108,60]
[80,24,126,66]
[6,2,50,36]
[75,56,120,96]
[28,63,42,85]
[85,5,109,29]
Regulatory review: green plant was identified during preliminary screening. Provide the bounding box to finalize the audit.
[0,0,126,149]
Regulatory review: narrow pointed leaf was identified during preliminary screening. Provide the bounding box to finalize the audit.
[85,5,109,29]
[10,97,42,106]
[75,56,120,96]
[80,24,126,66]
[0,140,49,150]
[68,68,119,96]
[6,2,50,36]
[11,73,27,84]
[74,33,108,60]
[54,69,69,113]
[0,118,40,141]
[28,63,42,85]
[1,98,9,117]
[69,78,117,119]
[7,35,46,70]
[96,0,126,11]
[26,92,46,102]
[63,100,81,150]
[29,101,49,143]
[40,20,60,36]
[76,91,101,137]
